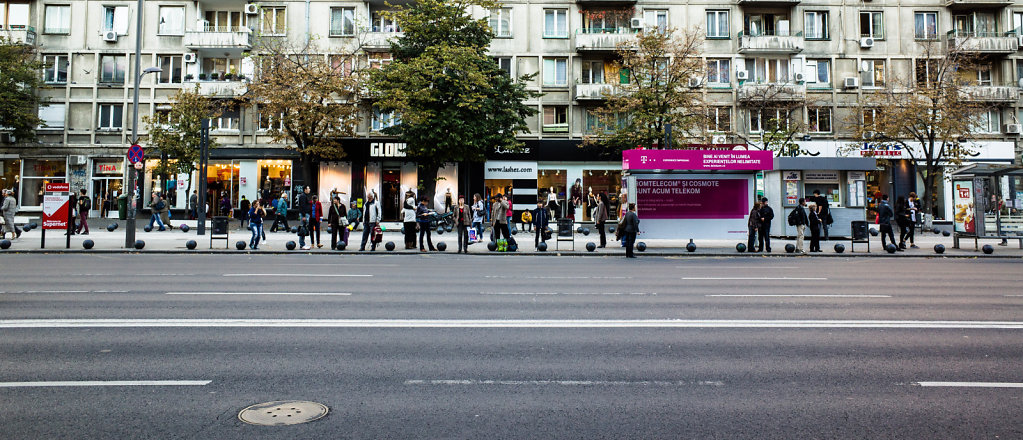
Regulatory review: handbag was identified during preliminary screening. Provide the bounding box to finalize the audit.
[372,225,383,243]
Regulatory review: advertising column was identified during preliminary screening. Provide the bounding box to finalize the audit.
[41,182,72,249]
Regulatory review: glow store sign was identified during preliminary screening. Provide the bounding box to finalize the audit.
[370,142,407,158]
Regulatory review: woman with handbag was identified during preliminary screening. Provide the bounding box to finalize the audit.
[327,196,348,249]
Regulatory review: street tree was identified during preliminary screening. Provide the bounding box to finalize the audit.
[585,27,706,153]
[0,36,45,142]
[735,83,824,157]
[248,38,363,185]
[142,85,222,195]
[369,0,539,205]
[846,40,987,222]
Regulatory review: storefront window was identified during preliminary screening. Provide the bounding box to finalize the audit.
[257,159,292,203]
[0,159,21,196]
[207,161,239,216]
[145,159,181,207]
[92,159,124,217]
[21,159,67,207]
[538,169,567,218]
[582,169,622,221]
[803,170,841,208]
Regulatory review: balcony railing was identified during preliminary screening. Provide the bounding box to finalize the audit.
[738,31,804,54]
[575,28,638,51]
[960,85,1020,102]
[363,31,403,50]
[575,83,616,100]
[946,30,1019,53]
[945,0,1013,9]
[1,27,36,45]
[183,26,252,49]
[737,0,801,6]
[737,82,806,101]
[189,80,248,97]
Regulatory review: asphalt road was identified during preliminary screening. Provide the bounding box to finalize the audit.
[1,254,1022,439]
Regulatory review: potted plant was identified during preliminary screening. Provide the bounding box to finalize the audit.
[184,73,194,81]
[210,72,220,81]
[236,73,247,81]
[198,73,207,81]
[224,72,234,81]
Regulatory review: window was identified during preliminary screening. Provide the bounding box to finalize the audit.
[707,10,728,38]
[915,59,938,86]
[862,108,880,127]
[976,65,992,86]
[43,55,69,84]
[158,55,183,84]
[914,12,937,40]
[644,10,668,32]
[708,107,731,132]
[707,59,730,85]
[200,57,241,79]
[744,58,791,83]
[372,107,399,131]
[158,6,184,35]
[100,55,126,84]
[489,8,511,37]
[749,108,788,133]
[544,9,568,38]
[98,104,123,130]
[368,52,392,69]
[974,109,1000,133]
[38,103,66,129]
[859,11,883,39]
[20,159,66,207]
[3,2,29,29]
[581,60,604,84]
[804,11,828,40]
[494,57,512,76]
[542,106,568,133]
[329,7,355,36]
[103,6,130,35]
[329,55,353,76]
[261,6,286,35]
[44,5,71,34]
[543,57,567,86]
[258,111,284,131]
[807,107,832,133]
[204,10,244,32]
[861,59,885,87]
[804,59,830,87]
[371,10,399,32]
[214,105,240,131]
[584,110,624,134]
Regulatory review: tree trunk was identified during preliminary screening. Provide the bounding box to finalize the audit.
[419,164,439,211]
[299,153,315,193]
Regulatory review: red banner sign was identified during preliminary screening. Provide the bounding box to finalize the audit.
[42,183,71,229]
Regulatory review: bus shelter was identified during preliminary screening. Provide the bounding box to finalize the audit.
[949,163,1023,249]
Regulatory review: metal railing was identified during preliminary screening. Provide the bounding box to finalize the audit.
[577,27,640,35]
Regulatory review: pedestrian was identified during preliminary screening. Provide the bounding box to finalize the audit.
[808,201,822,252]
[416,197,436,252]
[359,193,381,251]
[219,193,231,219]
[520,209,532,233]
[454,195,472,253]
[505,191,514,226]
[189,190,198,220]
[747,201,762,253]
[403,190,417,249]
[812,189,831,241]
[472,193,485,243]
[1,189,21,239]
[877,194,898,250]
[758,197,774,252]
[248,200,265,249]
[622,203,640,258]
[309,194,323,248]
[148,192,167,231]
[348,200,362,232]
[75,188,91,235]
[490,193,510,242]
[895,195,911,250]
[238,195,250,229]
[907,192,919,248]
[270,191,289,232]
[160,192,171,226]
[532,199,549,250]
[595,192,609,248]
[297,186,312,228]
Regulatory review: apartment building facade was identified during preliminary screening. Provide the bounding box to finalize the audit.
[1,0,1021,222]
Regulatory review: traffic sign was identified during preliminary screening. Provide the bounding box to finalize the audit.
[127,144,145,164]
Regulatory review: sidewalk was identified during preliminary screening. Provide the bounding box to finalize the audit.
[2,218,1021,258]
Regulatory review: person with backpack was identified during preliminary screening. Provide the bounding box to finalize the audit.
[270,191,289,232]
[532,199,550,250]
[75,188,91,235]
[148,192,167,231]
[788,198,809,253]
[757,197,774,252]
[359,193,382,251]
[808,201,822,253]
[403,190,417,249]
[748,201,762,253]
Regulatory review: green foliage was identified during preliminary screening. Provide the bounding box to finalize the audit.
[142,86,222,190]
[0,37,45,141]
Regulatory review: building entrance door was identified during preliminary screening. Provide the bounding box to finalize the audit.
[382,167,401,221]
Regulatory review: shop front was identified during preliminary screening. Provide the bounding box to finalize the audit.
[20,158,68,208]
[90,158,125,218]
[765,157,876,238]
[0,156,21,200]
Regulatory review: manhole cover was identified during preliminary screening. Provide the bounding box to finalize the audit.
[238,400,328,426]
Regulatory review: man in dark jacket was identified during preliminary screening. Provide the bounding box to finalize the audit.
[622,203,640,258]
[758,197,774,252]
[877,194,897,249]
[813,189,831,241]
[532,200,550,250]
[297,186,312,223]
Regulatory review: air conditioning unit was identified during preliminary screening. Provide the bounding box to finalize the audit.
[859,37,874,49]
[688,77,705,88]
[711,134,727,144]
[183,53,197,63]
[1005,124,1021,134]
[862,131,875,140]
[794,72,806,83]
[630,18,644,29]
[736,70,749,81]
[245,4,259,15]
[102,30,118,42]
[72,155,87,165]
[844,77,860,88]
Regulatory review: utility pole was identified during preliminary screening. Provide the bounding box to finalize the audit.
[197,118,210,235]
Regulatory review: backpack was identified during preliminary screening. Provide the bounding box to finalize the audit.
[80,196,92,211]
[787,208,800,226]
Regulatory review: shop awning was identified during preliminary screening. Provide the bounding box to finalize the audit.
[773,157,877,171]
[950,163,1023,178]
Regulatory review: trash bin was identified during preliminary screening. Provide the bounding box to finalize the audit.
[117,194,128,220]
[851,220,868,241]
[212,216,230,236]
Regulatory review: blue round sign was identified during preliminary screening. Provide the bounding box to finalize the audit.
[127,144,144,164]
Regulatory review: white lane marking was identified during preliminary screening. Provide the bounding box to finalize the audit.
[165,292,352,296]
[481,292,654,296]
[222,274,372,277]
[72,274,195,276]
[3,319,1023,329]
[0,380,211,388]
[405,379,724,386]
[683,277,827,280]
[677,266,799,269]
[914,382,1023,388]
[484,276,633,279]
[707,294,891,298]
[1005,295,1023,297]
[278,263,399,267]
[0,290,129,294]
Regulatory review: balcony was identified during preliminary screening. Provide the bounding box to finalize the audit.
[960,85,1019,103]
[737,0,800,6]
[738,32,804,54]
[575,29,637,52]
[190,80,248,97]
[1,27,36,45]
[945,0,1013,9]
[947,31,1018,53]
[738,82,806,102]
[183,27,252,50]
[575,83,615,100]
[363,32,402,50]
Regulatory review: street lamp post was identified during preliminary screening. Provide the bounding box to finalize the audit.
[124,0,162,248]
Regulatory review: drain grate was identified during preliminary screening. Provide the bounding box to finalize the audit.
[238,400,328,426]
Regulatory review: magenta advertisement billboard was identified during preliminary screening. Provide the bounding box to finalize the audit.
[636,178,749,219]
[622,149,773,171]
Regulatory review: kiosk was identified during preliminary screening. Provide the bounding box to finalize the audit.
[622,149,774,240]
[949,164,1023,249]
[765,157,877,238]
